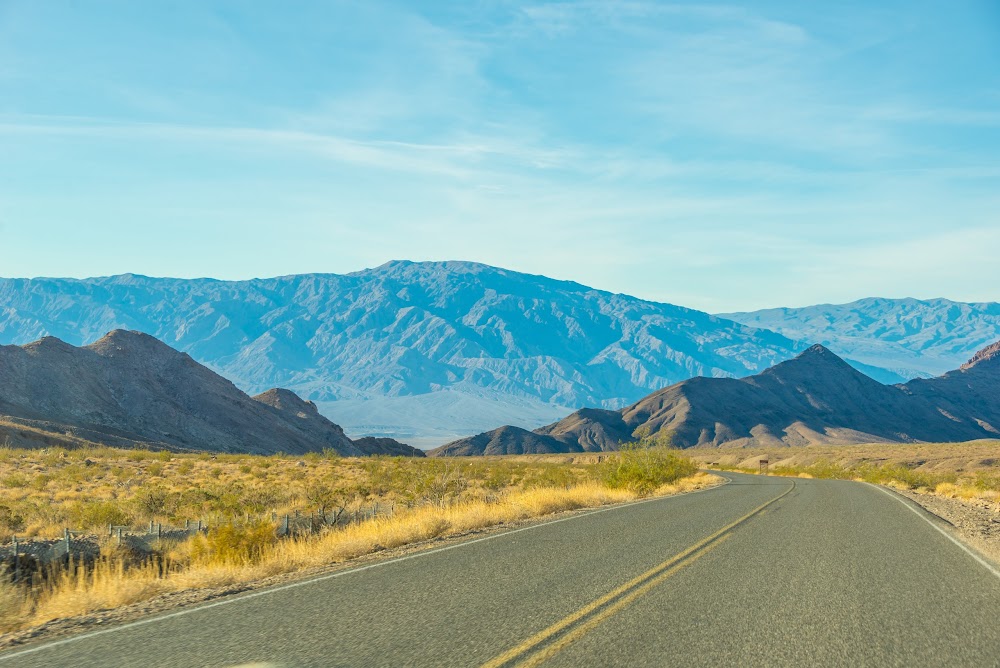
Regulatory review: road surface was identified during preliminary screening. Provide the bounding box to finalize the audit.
[3,472,1000,667]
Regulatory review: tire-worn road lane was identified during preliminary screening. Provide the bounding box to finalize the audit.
[2,473,999,667]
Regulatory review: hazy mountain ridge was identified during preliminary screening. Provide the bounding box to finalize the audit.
[0,330,423,456]
[0,262,801,437]
[430,342,1000,455]
[722,298,1000,379]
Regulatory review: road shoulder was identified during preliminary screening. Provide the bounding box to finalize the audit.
[886,486,1000,567]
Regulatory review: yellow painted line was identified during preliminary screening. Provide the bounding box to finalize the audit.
[517,533,734,668]
[481,481,795,668]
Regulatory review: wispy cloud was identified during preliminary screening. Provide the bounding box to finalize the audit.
[0,0,997,311]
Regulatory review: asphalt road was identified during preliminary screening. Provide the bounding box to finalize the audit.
[3,472,1000,667]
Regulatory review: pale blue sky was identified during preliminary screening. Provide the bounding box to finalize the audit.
[1,0,998,311]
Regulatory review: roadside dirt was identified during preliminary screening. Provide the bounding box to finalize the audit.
[894,488,1000,566]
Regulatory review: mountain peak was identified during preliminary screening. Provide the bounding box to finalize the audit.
[800,343,835,357]
[960,341,1000,371]
[762,343,856,380]
[88,330,184,358]
[22,336,75,353]
[98,329,156,343]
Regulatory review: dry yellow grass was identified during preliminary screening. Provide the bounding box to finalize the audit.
[932,481,1000,505]
[0,446,717,633]
[0,446,625,540]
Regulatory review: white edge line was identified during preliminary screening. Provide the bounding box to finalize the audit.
[866,483,1000,580]
[0,476,731,661]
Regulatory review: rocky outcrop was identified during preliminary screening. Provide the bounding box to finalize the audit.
[960,341,1000,371]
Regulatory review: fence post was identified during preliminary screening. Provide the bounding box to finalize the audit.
[282,514,289,536]
[117,527,123,545]
[64,528,71,563]
[12,535,18,581]
[185,519,190,530]
[156,523,162,539]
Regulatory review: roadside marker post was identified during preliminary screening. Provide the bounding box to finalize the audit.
[759,457,769,475]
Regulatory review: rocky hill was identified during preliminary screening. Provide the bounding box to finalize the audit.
[0,262,800,440]
[0,330,422,456]
[722,298,1000,381]
[430,342,1000,455]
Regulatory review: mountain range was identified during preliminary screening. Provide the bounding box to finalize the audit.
[0,262,799,443]
[430,342,1000,456]
[0,262,996,446]
[723,298,1000,381]
[0,330,422,457]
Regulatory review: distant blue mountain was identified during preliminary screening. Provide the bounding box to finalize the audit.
[722,298,1000,380]
[0,261,798,441]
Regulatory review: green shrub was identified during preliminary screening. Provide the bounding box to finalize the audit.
[0,505,25,533]
[974,472,1000,492]
[601,445,697,496]
[133,486,169,519]
[521,465,578,490]
[69,500,132,529]
[190,522,277,565]
[1,473,28,488]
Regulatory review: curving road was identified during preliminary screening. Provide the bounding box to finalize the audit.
[3,472,1000,667]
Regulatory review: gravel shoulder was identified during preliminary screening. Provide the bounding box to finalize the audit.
[892,487,1000,565]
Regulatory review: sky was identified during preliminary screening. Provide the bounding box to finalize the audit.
[0,1,998,312]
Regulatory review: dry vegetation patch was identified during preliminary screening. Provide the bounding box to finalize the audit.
[0,444,716,635]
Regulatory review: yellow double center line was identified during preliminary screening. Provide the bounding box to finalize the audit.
[481,480,796,668]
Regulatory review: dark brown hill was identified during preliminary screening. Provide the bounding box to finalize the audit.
[431,343,1000,455]
[899,341,1000,437]
[0,331,390,456]
[428,426,569,456]
[351,437,425,457]
[533,408,633,451]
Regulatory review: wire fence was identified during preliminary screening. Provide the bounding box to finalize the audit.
[0,502,399,581]
[274,502,396,537]
[0,519,209,582]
